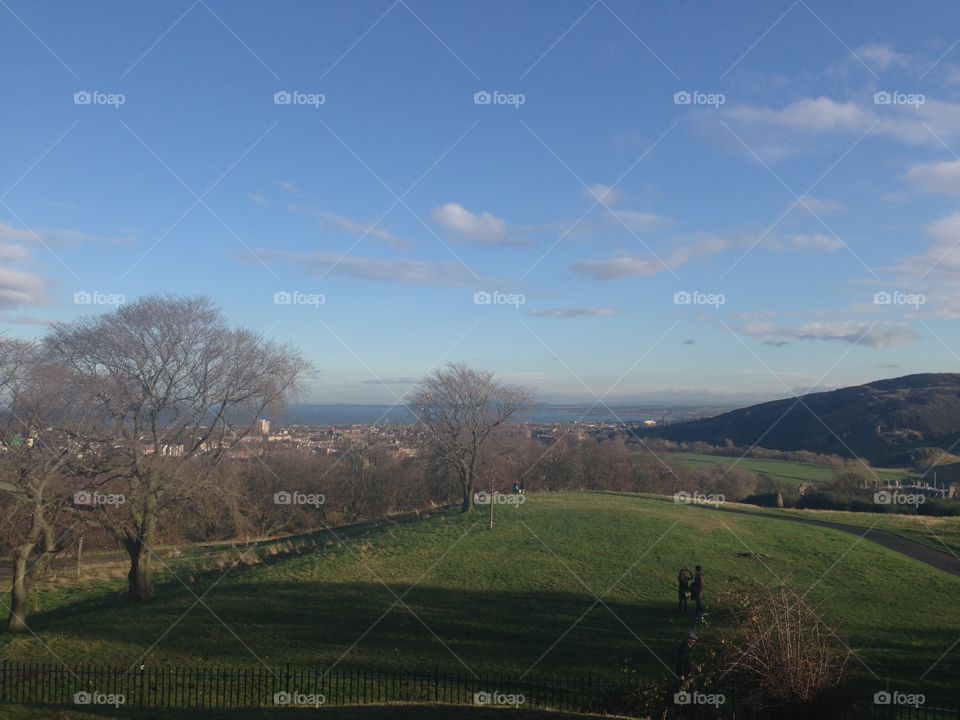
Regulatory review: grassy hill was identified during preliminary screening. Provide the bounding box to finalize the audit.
[1,493,957,699]
[724,501,960,558]
[647,373,960,465]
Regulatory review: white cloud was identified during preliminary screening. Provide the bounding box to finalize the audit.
[0,222,130,247]
[572,255,664,280]
[0,221,121,310]
[430,203,523,246]
[905,159,960,196]
[881,191,911,206]
[612,210,667,234]
[880,212,960,318]
[890,212,960,278]
[583,183,624,206]
[0,243,30,261]
[857,44,911,71]
[726,97,871,133]
[247,194,270,205]
[572,235,728,280]
[527,307,620,318]
[741,320,918,348]
[257,251,478,287]
[788,195,844,215]
[291,206,411,252]
[767,233,845,252]
[725,96,960,150]
[0,267,45,309]
[666,235,729,266]
[0,312,53,326]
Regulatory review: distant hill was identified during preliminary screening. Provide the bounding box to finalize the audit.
[645,373,960,466]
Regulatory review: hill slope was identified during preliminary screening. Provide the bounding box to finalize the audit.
[647,373,960,465]
[2,493,958,696]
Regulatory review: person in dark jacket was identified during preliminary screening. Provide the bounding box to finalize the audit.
[677,568,692,613]
[675,631,697,682]
[691,565,706,618]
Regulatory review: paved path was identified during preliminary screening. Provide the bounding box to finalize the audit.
[709,504,960,577]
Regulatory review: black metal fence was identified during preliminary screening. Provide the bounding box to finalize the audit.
[0,661,956,719]
[0,663,604,711]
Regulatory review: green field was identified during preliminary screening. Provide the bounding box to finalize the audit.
[670,452,913,489]
[725,502,960,559]
[1,493,957,701]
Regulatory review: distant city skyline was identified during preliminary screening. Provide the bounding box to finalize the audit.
[3,1,960,402]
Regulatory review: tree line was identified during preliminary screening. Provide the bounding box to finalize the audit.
[0,295,307,629]
[0,296,767,634]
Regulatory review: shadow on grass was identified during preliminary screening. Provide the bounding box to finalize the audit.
[14,577,695,681]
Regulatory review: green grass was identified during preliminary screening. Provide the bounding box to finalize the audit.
[727,503,960,559]
[1,493,957,698]
[669,451,913,489]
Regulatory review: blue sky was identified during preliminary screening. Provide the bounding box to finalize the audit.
[3,0,960,403]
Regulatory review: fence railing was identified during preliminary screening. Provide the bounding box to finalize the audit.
[0,661,955,719]
[0,663,604,712]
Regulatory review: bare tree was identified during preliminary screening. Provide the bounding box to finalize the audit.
[46,295,309,602]
[0,341,91,631]
[408,363,532,512]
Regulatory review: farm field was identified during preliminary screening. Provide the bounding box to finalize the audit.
[0,493,957,704]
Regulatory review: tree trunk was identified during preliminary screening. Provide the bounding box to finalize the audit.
[7,508,48,634]
[125,493,158,602]
[124,536,153,602]
[7,554,30,633]
[459,464,475,513]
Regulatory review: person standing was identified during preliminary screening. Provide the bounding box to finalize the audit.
[691,565,706,618]
[677,568,691,613]
[675,631,697,683]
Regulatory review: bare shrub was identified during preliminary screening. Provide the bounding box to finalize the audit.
[716,581,852,705]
